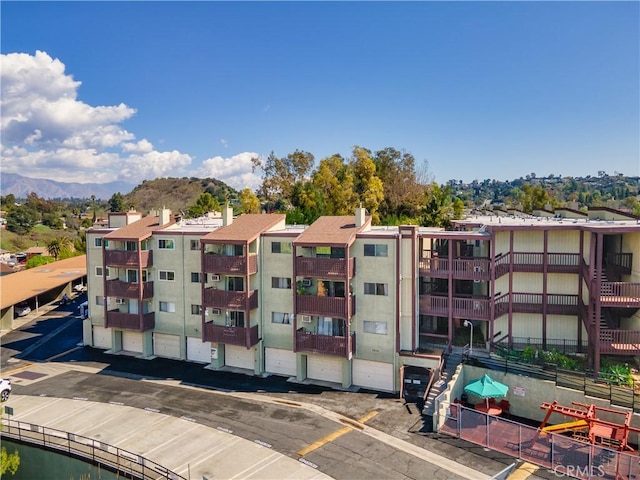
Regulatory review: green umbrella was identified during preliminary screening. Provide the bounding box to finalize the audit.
[464,374,509,406]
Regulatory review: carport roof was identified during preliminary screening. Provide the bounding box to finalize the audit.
[0,255,86,309]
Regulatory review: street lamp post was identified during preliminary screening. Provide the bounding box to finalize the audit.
[463,320,473,355]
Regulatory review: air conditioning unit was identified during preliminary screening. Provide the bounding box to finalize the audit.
[210,274,220,282]
[301,315,312,323]
[115,298,125,305]
[211,308,221,315]
[473,266,483,283]
[301,278,312,287]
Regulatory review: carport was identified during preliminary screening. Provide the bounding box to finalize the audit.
[0,255,87,333]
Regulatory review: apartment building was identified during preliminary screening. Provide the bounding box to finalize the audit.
[83,205,640,393]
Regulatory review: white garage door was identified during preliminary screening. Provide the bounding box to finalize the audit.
[153,333,181,359]
[353,359,394,392]
[122,331,143,353]
[265,348,296,376]
[307,355,343,384]
[225,345,254,370]
[92,326,111,349]
[187,337,212,363]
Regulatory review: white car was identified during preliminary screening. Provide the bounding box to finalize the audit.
[0,378,11,402]
[15,303,31,317]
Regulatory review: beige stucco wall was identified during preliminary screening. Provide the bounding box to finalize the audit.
[85,231,106,333]
[547,229,581,253]
[352,236,397,363]
[152,233,187,340]
[399,233,414,352]
[260,236,295,350]
[546,273,580,295]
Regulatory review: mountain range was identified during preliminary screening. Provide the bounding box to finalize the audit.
[1,173,135,200]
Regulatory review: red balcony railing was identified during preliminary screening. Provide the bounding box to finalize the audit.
[202,323,259,347]
[105,311,155,332]
[295,329,355,358]
[296,295,354,318]
[419,257,491,281]
[203,288,259,310]
[295,256,355,278]
[606,253,632,274]
[203,254,257,275]
[418,295,491,321]
[105,280,154,299]
[494,252,580,278]
[104,250,152,268]
[600,282,640,308]
[493,293,579,318]
[599,329,640,355]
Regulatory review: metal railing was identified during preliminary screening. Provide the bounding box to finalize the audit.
[1,419,185,480]
[439,404,639,480]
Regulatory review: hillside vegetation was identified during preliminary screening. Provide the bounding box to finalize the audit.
[122,177,239,214]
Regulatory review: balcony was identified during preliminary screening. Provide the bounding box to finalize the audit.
[418,295,490,321]
[295,256,355,278]
[104,250,152,268]
[295,329,355,358]
[495,252,580,278]
[202,323,259,347]
[600,282,640,308]
[494,293,579,317]
[203,288,258,310]
[203,253,257,275]
[105,311,154,332]
[599,329,640,355]
[606,253,632,275]
[296,294,354,318]
[105,280,154,299]
[418,257,491,281]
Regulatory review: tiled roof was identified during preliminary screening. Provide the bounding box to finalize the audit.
[104,215,176,241]
[201,214,286,244]
[294,216,371,247]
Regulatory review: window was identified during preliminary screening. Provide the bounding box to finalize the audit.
[271,312,291,324]
[190,239,200,251]
[159,270,175,281]
[364,282,388,296]
[191,305,202,315]
[126,269,138,283]
[95,266,110,277]
[158,239,175,250]
[271,241,292,254]
[363,321,388,335]
[271,277,292,289]
[227,277,244,291]
[125,241,137,251]
[191,272,204,283]
[364,244,388,257]
[94,238,103,247]
[95,296,104,306]
[227,311,245,327]
[159,301,176,313]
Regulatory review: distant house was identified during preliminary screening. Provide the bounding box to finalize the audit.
[25,246,51,261]
[0,262,16,277]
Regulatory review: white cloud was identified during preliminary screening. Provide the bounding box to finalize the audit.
[0,51,193,184]
[198,152,262,191]
[220,138,229,149]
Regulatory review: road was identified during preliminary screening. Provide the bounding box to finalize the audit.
[0,300,516,480]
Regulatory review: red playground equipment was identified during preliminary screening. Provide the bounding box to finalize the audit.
[536,401,640,452]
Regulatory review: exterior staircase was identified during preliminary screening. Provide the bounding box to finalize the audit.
[421,349,463,417]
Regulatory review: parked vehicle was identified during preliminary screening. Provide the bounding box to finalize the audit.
[15,302,31,317]
[0,378,11,402]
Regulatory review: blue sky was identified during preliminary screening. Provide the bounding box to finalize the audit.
[1,1,638,190]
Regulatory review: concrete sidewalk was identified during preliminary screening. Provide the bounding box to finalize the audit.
[6,394,331,480]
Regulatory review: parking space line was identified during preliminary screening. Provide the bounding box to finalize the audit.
[296,410,378,457]
[2,363,35,376]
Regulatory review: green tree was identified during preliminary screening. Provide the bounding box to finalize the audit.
[252,150,315,203]
[109,192,125,212]
[25,255,54,269]
[188,193,220,218]
[6,206,37,235]
[0,445,20,476]
[240,188,260,214]
[312,154,358,216]
[422,184,462,228]
[48,237,72,261]
[351,146,384,224]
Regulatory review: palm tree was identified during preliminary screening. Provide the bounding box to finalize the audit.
[48,237,72,261]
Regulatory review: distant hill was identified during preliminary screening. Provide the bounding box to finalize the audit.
[123,177,239,214]
[1,173,135,200]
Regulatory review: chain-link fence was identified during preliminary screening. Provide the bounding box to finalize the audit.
[439,404,640,480]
